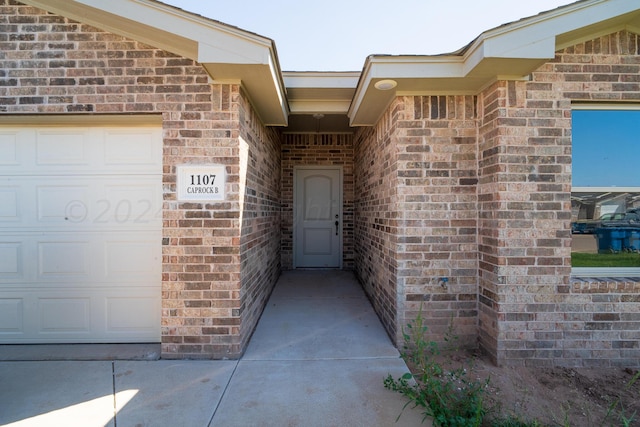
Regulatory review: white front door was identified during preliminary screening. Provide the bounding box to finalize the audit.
[294,167,342,268]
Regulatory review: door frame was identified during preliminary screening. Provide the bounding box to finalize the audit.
[292,165,343,269]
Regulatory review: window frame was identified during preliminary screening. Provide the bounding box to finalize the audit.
[571,104,640,278]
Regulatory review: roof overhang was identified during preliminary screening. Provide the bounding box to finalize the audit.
[349,0,640,126]
[15,0,640,133]
[20,0,289,126]
[282,72,360,133]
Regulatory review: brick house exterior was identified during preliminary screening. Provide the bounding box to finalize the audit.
[0,0,639,366]
[356,31,640,366]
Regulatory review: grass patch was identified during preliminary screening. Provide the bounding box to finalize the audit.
[571,252,640,267]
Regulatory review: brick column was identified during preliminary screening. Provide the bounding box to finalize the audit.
[161,84,245,359]
[397,95,479,347]
[477,80,572,366]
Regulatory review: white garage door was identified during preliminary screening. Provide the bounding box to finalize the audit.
[0,124,162,343]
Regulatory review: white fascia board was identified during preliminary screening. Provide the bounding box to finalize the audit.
[573,187,640,192]
[197,40,271,65]
[348,59,383,122]
[23,0,276,64]
[348,56,465,120]
[23,0,288,125]
[460,40,488,78]
[79,0,270,43]
[461,35,556,78]
[283,72,361,89]
[267,53,289,124]
[474,0,639,60]
[283,72,358,116]
[350,0,640,126]
[79,0,275,64]
[478,21,563,60]
[459,0,640,77]
[367,57,465,79]
[288,100,352,114]
[348,60,379,121]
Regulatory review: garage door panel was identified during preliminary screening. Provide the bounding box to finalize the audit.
[102,180,162,227]
[0,180,29,227]
[38,241,91,280]
[1,177,161,231]
[1,232,160,286]
[39,297,91,333]
[0,298,23,333]
[0,131,19,165]
[0,242,22,278]
[0,288,160,343]
[0,127,162,175]
[106,295,160,334]
[0,186,19,221]
[36,130,89,166]
[104,129,161,166]
[37,185,90,225]
[0,235,90,284]
[105,238,161,280]
[101,231,162,283]
[0,124,161,344]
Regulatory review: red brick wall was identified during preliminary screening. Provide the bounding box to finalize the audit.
[238,95,281,352]
[398,95,479,347]
[470,30,640,367]
[161,84,247,359]
[476,77,572,366]
[281,133,354,269]
[3,1,640,367]
[355,95,478,346]
[0,1,281,359]
[354,99,402,339]
[358,30,640,368]
[481,30,640,367]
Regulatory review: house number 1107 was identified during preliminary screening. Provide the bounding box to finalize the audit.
[177,164,225,201]
[190,174,216,186]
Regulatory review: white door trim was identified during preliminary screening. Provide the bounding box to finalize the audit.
[293,166,343,269]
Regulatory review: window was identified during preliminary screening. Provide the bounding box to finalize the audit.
[571,106,640,277]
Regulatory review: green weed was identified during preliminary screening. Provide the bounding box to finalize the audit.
[601,370,639,427]
[385,308,639,427]
[384,309,488,427]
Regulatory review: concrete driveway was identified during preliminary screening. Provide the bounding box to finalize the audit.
[0,270,427,426]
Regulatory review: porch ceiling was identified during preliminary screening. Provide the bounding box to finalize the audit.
[282,72,360,133]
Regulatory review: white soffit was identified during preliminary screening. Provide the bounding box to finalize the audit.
[283,72,360,115]
[349,0,640,127]
[20,0,289,126]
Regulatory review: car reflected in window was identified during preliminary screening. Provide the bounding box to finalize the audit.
[572,211,640,234]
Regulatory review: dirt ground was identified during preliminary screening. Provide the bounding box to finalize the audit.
[400,350,640,426]
[469,355,640,426]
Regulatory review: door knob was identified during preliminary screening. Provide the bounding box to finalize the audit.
[335,220,339,236]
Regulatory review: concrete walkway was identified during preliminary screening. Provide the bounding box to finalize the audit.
[0,270,427,427]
